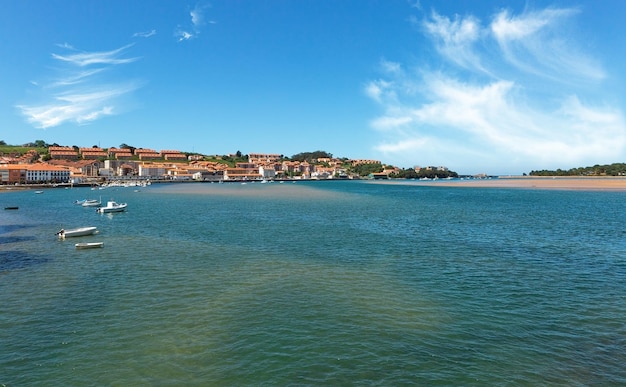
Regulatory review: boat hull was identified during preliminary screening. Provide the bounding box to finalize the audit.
[58,227,98,238]
[75,242,104,249]
[96,201,127,213]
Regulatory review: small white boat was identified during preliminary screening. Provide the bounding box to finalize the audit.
[75,242,104,249]
[96,200,127,213]
[82,199,101,207]
[57,226,98,238]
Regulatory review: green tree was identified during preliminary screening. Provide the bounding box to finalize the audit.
[291,150,333,162]
[352,163,383,176]
[120,143,136,153]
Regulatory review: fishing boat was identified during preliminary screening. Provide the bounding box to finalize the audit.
[96,200,127,213]
[4,206,19,210]
[57,226,98,238]
[75,242,104,249]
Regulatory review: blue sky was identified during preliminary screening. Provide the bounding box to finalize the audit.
[1,0,625,175]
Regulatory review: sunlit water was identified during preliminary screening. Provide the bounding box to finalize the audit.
[2,181,625,385]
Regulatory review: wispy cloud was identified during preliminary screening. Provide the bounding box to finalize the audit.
[17,44,141,129]
[491,7,605,81]
[423,11,486,73]
[176,2,214,42]
[408,0,421,10]
[49,68,106,87]
[190,4,206,27]
[366,5,623,173]
[176,29,194,42]
[133,29,156,38]
[51,44,139,66]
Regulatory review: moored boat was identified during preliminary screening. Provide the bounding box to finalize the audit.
[75,242,104,249]
[96,200,127,213]
[82,199,101,207]
[57,226,98,238]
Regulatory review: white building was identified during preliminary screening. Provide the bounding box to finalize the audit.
[259,166,276,179]
[139,164,166,178]
[25,164,71,183]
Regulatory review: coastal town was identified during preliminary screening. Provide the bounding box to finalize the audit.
[0,143,454,185]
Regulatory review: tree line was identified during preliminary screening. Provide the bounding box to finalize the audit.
[529,163,626,176]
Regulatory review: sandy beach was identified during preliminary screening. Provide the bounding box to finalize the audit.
[398,176,626,190]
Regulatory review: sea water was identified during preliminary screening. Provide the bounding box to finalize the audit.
[1,180,625,385]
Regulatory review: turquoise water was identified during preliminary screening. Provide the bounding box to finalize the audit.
[1,181,625,385]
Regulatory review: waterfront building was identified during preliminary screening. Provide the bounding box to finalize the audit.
[0,164,26,184]
[25,164,70,183]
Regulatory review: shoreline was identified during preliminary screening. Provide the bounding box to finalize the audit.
[384,176,626,191]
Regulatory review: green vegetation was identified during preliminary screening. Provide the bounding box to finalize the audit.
[204,152,249,167]
[352,162,383,176]
[530,163,626,176]
[119,143,136,153]
[0,140,47,157]
[390,168,458,179]
[291,150,333,162]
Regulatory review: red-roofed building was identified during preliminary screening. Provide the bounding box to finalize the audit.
[0,164,27,184]
[160,150,187,161]
[135,148,161,160]
[49,146,79,160]
[108,147,134,160]
[79,147,108,160]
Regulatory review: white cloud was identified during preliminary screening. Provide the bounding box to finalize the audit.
[17,44,141,129]
[133,29,156,38]
[368,71,625,172]
[491,7,605,81]
[18,83,139,128]
[56,42,75,50]
[365,79,396,104]
[372,115,413,131]
[381,60,402,74]
[176,30,194,42]
[366,5,623,173]
[176,3,213,42]
[191,5,204,27]
[50,68,106,87]
[408,1,421,11]
[491,8,556,40]
[51,44,138,66]
[423,11,486,73]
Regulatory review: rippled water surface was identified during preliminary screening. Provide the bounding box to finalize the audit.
[1,181,625,385]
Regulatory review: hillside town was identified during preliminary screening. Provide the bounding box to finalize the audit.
[0,144,452,185]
